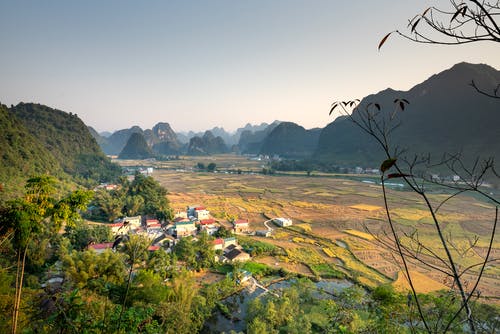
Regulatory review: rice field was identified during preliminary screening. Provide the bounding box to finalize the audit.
[116,156,499,297]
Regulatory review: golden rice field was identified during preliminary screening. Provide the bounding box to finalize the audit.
[116,155,499,299]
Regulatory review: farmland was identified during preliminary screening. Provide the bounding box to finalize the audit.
[116,155,499,300]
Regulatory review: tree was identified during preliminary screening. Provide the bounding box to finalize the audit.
[327,3,500,333]
[115,234,150,331]
[207,162,217,172]
[0,176,92,334]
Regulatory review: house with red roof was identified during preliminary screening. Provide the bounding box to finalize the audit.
[233,219,249,233]
[88,242,114,254]
[213,238,224,251]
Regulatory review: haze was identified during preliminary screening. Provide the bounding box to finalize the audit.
[1,0,499,133]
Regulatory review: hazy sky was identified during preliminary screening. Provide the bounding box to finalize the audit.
[1,1,498,133]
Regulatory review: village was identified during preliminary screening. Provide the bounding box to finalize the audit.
[89,204,292,265]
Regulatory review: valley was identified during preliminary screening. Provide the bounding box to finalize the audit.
[117,155,500,301]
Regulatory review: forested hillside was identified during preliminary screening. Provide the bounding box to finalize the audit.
[0,103,120,201]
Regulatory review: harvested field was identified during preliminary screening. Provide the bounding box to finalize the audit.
[115,156,499,298]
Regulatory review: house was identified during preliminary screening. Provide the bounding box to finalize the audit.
[201,225,219,236]
[109,222,129,235]
[256,230,272,237]
[224,244,238,255]
[223,237,238,247]
[118,215,141,229]
[186,205,200,217]
[174,211,188,219]
[273,218,292,227]
[146,224,163,239]
[194,206,210,220]
[199,218,216,226]
[233,219,249,233]
[88,242,114,254]
[225,248,250,262]
[213,238,224,251]
[175,221,197,237]
[146,219,160,227]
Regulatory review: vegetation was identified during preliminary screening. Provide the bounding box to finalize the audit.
[90,173,173,222]
[10,103,121,186]
[118,132,153,160]
[325,2,500,332]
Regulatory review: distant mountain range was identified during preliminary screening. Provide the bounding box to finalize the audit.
[2,62,498,190]
[315,62,500,167]
[88,62,500,164]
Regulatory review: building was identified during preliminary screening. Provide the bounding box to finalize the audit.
[88,242,114,254]
[213,238,224,251]
[175,221,197,237]
[256,230,272,237]
[223,237,238,247]
[273,218,292,227]
[109,222,129,235]
[186,205,198,217]
[122,216,142,228]
[146,219,160,227]
[233,219,249,233]
[225,248,251,262]
[194,206,210,220]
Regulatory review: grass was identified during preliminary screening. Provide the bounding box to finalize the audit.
[350,204,382,211]
[243,261,274,277]
[309,263,345,279]
[343,229,375,241]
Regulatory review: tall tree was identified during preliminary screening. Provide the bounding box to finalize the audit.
[0,176,92,334]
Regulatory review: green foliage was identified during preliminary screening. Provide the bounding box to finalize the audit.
[62,249,127,291]
[90,173,172,221]
[207,162,217,172]
[9,103,121,185]
[238,237,281,256]
[64,220,112,251]
[174,232,216,270]
[242,261,274,277]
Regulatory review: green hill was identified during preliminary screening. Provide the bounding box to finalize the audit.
[0,104,64,200]
[0,103,121,201]
[118,132,154,159]
[259,122,321,158]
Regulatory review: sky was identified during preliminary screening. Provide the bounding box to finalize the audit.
[1,1,499,133]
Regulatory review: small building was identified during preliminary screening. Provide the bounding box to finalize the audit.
[174,211,188,219]
[273,218,292,227]
[146,219,160,227]
[225,248,250,262]
[213,238,224,251]
[88,242,114,254]
[233,219,249,233]
[199,218,216,226]
[194,206,210,220]
[187,205,200,217]
[175,221,197,237]
[223,237,238,248]
[224,244,238,255]
[256,230,272,237]
[201,225,219,236]
[109,222,129,235]
[122,216,142,228]
[146,224,163,239]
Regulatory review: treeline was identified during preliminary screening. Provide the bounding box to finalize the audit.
[0,175,239,333]
[88,173,173,222]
